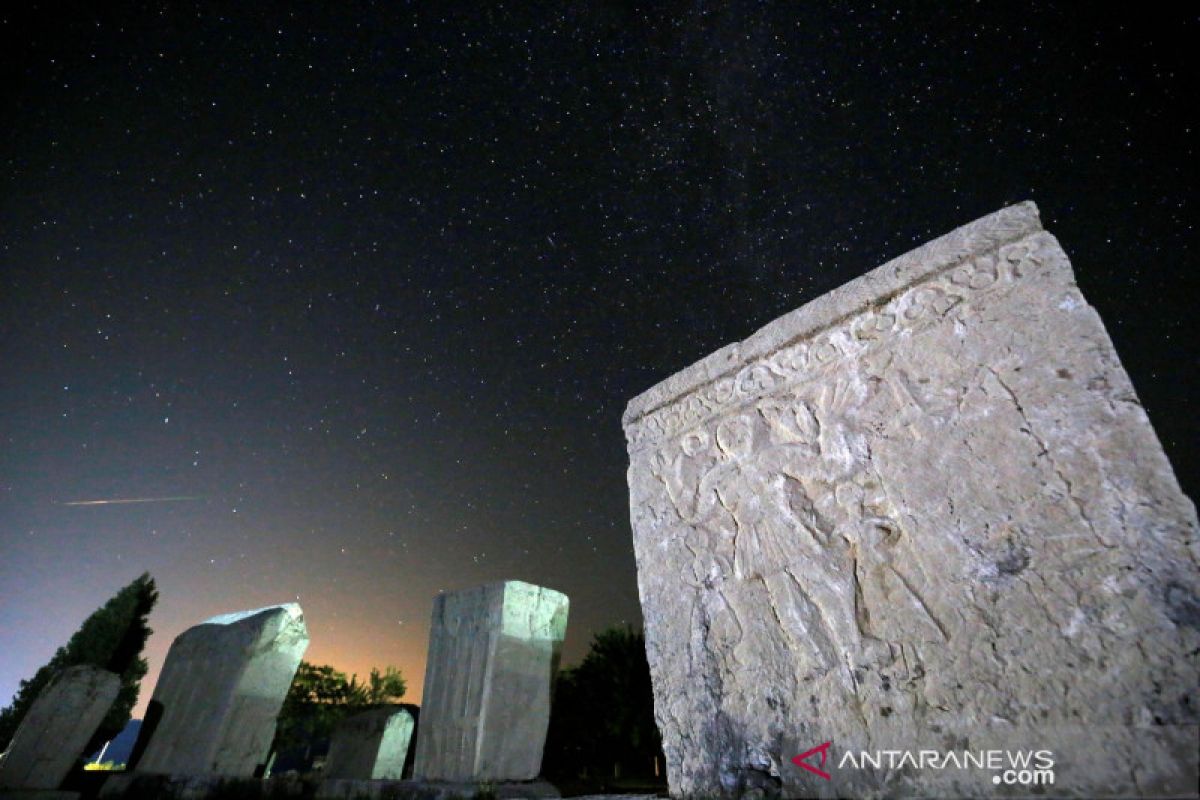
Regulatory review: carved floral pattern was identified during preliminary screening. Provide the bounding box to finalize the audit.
[626,236,1042,451]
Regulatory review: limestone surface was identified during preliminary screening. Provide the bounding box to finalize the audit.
[0,665,120,790]
[623,202,1199,798]
[324,706,415,780]
[133,603,309,778]
[412,581,568,782]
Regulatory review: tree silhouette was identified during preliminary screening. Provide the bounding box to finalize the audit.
[271,660,406,771]
[543,625,663,786]
[0,573,158,752]
[358,665,406,706]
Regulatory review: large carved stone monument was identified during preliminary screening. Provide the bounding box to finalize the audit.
[623,203,1199,797]
[412,581,568,783]
[133,604,308,778]
[0,665,120,791]
[323,707,415,780]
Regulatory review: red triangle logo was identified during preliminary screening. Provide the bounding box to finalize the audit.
[792,741,832,780]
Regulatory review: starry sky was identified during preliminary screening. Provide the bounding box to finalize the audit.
[1,4,1195,715]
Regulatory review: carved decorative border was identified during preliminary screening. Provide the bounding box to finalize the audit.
[625,233,1045,452]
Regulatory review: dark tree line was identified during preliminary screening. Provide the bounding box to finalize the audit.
[543,625,664,789]
[270,661,408,773]
[0,573,158,756]
[0,576,663,793]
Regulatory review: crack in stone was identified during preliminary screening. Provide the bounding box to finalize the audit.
[887,566,951,642]
[988,367,1114,551]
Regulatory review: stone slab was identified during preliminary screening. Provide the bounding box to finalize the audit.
[103,775,561,800]
[318,778,561,799]
[412,581,568,782]
[324,706,415,780]
[0,665,120,791]
[623,202,1200,798]
[132,603,309,778]
[99,773,268,799]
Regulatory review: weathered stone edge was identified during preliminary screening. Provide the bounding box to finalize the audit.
[622,201,1043,430]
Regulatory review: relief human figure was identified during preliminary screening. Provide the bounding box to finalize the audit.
[688,414,856,683]
[776,377,947,649]
[697,415,795,581]
[650,429,736,587]
[754,381,947,677]
[834,472,947,645]
[651,429,719,524]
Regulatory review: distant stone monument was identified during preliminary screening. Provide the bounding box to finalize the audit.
[0,665,120,791]
[623,202,1199,798]
[324,707,415,780]
[133,604,308,778]
[412,581,568,783]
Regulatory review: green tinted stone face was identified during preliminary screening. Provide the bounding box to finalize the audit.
[325,706,414,780]
[414,581,568,782]
[136,604,309,778]
[0,665,121,790]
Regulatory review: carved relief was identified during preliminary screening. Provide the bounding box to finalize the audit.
[651,429,718,525]
[625,237,1037,451]
[834,471,948,645]
[852,309,896,342]
[626,208,1200,799]
[645,362,948,690]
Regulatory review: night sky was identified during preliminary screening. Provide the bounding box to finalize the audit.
[1,4,1195,714]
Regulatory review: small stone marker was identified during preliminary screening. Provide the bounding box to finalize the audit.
[323,706,415,780]
[623,202,1200,798]
[0,665,120,791]
[413,581,569,782]
[133,603,309,778]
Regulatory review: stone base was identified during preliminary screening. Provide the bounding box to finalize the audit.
[0,791,80,800]
[99,773,279,799]
[318,778,561,800]
[102,774,561,800]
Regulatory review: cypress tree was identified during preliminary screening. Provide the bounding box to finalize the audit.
[0,572,158,751]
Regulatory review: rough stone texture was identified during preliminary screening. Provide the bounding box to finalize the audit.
[324,707,415,780]
[134,604,309,778]
[0,666,120,791]
[317,778,561,799]
[317,778,561,800]
[623,202,1200,798]
[98,773,277,800]
[100,774,562,800]
[412,581,568,783]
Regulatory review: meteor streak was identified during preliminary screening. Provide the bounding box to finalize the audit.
[59,496,203,507]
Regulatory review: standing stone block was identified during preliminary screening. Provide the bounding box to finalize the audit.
[623,202,1199,798]
[0,665,120,790]
[135,603,308,778]
[413,581,568,782]
[324,707,415,780]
